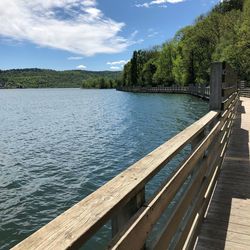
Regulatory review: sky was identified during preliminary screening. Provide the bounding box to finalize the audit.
[0,0,221,71]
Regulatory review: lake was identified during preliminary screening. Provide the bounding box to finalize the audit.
[0,89,208,249]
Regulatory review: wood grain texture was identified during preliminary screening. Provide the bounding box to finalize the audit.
[109,103,233,250]
[195,97,250,250]
[11,111,218,250]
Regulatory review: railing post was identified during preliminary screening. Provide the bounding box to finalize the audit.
[201,84,205,98]
[240,80,246,89]
[111,188,145,237]
[209,62,223,111]
[191,132,205,150]
[192,63,224,161]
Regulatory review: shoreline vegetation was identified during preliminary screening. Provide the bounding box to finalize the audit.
[0,69,121,89]
[122,0,249,88]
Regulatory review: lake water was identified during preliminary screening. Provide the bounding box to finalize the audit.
[0,89,208,249]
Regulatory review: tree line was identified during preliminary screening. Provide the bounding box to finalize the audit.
[0,68,121,89]
[82,77,122,89]
[122,0,249,87]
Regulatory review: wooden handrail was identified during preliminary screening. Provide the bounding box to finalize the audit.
[117,85,211,100]
[12,62,239,250]
[109,92,238,250]
[12,110,219,250]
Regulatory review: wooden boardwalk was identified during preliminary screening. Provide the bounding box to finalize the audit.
[195,97,250,249]
[12,62,242,250]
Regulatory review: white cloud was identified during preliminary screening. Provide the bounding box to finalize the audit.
[107,60,129,66]
[82,0,96,7]
[131,30,139,37]
[68,56,83,60]
[136,0,185,8]
[76,64,87,70]
[110,66,121,70]
[148,31,159,38]
[0,0,133,56]
[135,3,150,8]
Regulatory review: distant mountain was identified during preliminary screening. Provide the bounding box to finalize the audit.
[0,68,122,88]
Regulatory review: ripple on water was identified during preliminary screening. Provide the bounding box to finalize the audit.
[0,89,208,249]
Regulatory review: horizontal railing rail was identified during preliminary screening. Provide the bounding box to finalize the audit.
[117,85,189,93]
[239,80,250,98]
[12,62,239,250]
[109,89,239,250]
[116,85,210,99]
[12,111,220,250]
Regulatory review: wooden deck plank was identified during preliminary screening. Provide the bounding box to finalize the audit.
[209,199,250,210]
[206,212,250,227]
[210,199,250,210]
[204,205,250,219]
[195,236,248,250]
[203,219,250,235]
[199,226,250,246]
[195,97,250,249]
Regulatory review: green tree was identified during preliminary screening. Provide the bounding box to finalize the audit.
[153,42,174,85]
[122,62,132,86]
[141,59,157,86]
[122,0,249,87]
[236,0,250,80]
[131,51,138,85]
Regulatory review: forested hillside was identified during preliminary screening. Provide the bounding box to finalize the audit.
[0,69,121,88]
[122,0,250,87]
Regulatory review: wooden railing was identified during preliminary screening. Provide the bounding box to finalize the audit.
[188,84,210,99]
[239,80,250,98]
[117,85,189,93]
[117,84,210,100]
[12,62,239,250]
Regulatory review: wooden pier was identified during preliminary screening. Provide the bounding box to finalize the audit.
[11,62,249,250]
[195,97,250,249]
[117,84,210,100]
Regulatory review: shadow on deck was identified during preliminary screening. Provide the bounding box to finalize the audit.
[195,98,250,249]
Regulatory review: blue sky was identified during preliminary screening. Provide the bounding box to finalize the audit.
[0,0,221,71]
